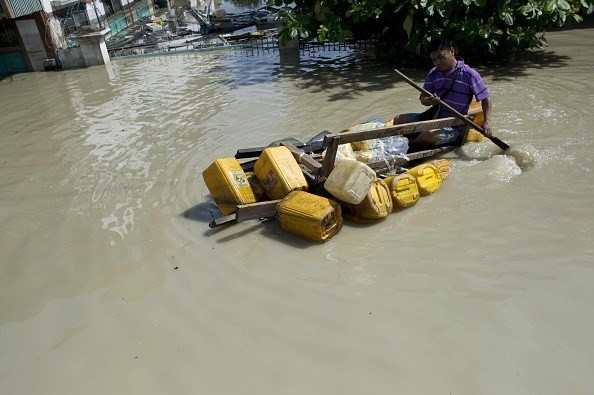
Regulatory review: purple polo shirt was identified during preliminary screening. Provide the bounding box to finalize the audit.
[422,57,489,119]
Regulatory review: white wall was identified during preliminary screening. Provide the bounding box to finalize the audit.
[57,47,86,68]
[85,0,107,27]
[40,0,53,14]
[47,16,67,49]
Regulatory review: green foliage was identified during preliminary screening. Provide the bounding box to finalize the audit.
[271,0,594,64]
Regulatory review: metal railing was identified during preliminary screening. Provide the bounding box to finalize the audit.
[108,35,377,59]
[62,10,90,36]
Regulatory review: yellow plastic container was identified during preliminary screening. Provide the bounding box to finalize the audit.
[466,100,485,142]
[465,129,484,143]
[324,159,376,205]
[254,146,308,200]
[468,99,484,126]
[406,163,441,196]
[277,191,343,243]
[344,178,393,220]
[202,158,257,215]
[429,159,451,180]
[384,173,420,209]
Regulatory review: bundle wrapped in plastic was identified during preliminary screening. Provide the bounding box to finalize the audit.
[376,135,409,157]
[336,143,356,160]
[346,119,384,133]
[329,119,410,169]
[346,119,384,151]
[355,150,382,163]
[353,135,409,165]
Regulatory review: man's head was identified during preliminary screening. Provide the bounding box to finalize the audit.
[428,38,457,72]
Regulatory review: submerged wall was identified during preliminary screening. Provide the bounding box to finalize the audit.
[57,28,111,69]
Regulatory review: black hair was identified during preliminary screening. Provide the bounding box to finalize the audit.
[428,38,453,53]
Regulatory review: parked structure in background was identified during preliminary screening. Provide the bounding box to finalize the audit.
[0,0,348,77]
[0,0,155,76]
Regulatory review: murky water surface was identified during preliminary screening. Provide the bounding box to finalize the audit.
[1,27,594,394]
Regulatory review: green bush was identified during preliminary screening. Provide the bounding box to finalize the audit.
[272,0,594,63]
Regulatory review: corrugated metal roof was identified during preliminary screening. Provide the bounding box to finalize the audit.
[8,0,42,18]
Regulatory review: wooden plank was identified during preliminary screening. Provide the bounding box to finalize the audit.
[209,214,237,228]
[281,142,323,173]
[456,121,472,147]
[320,134,340,179]
[236,146,270,159]
[366,147,455,174]
[240,159,256,172]
[235,200,281,222]
[209,200,281,228]
[235,140,325,159]
[317,117,466,180]
[333,117,466,145]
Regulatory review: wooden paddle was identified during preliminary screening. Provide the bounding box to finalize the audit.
[393,68,510,151]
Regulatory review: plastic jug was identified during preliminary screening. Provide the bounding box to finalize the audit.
[324,159,376,204]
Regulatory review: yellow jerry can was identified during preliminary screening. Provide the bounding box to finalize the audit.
[384,173,420,209]
[428,159,451,180]
[406,163,442,196]
[202,158,257,215]
[254,146,308,200]
[343,178,393,220]
[466,100,485,142]
[468,99,484,126]
[277,191,343,243]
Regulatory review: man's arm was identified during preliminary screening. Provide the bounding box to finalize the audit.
[481,96,492,136]
[420,92,440,106]
[420,72,440,106]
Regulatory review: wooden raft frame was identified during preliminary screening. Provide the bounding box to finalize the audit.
[211,116,471,228]
[316,116,469,182]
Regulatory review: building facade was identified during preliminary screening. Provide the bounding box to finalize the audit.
[0,0,154,76]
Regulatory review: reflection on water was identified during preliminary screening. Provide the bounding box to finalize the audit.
[2,27,594,393]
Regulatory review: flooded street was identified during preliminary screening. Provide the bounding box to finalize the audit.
[1,26,594,393]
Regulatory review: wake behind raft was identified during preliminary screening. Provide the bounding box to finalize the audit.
[202,103,492,243]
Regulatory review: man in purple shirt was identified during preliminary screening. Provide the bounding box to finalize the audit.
[392,38,492,145]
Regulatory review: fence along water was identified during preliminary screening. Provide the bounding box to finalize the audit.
[107,34,376,59]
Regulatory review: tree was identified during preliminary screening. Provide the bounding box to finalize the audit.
[271,0,594,63]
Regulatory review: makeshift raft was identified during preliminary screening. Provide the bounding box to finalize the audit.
[202,104,484,242]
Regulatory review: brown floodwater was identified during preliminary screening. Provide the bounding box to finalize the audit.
[1,26,593,393]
